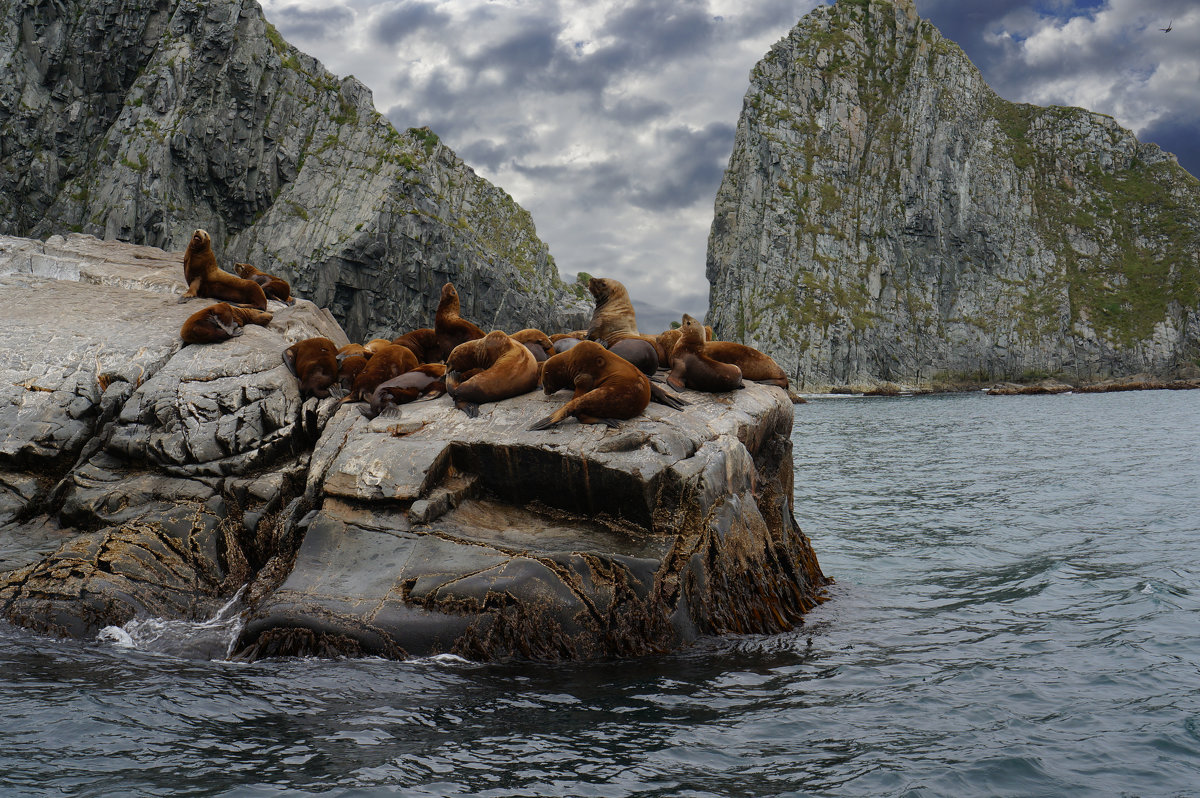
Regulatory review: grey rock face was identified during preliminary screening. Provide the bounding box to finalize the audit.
[0,236,826,660]
[0,0,588,342]
[706,0,1200,391]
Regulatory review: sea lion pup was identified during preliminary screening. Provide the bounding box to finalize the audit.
[362,364,448,419]
[336,343,372,391]
[666,315,744,393]
[178,229,268,310]
[233,262,294,304]
[434,282,485,361]
[510,328,554,362]
[552,336,585,354]
[586,277,669,362]
[445,330,539,417]
[349,343,419,402]
[180,302,272,345]
[608,337,658,376]
[530,340,652,430]
[284,337,339,398]
[392,328,438,363]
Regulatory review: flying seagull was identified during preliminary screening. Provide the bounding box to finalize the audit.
[1161,20,1173,33]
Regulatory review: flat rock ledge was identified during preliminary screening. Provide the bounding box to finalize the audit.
[0,235,827,661]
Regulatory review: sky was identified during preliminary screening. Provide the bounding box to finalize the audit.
[260,0,1200,330]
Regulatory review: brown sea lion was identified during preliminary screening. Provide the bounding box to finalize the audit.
[363,338,395,355]
[180,302,272,345]
[393,328,438,364]
[585,277,668,361]
[233,262,294,304]
[445,330,539,417]
[336,343,371,391]
[284,337,339,398]
[434,283,485,361]
[549,331,587,343]
[703,341,789,388]
[350,343,418,402]
[362,364,448,419]
[530,340,651,430]
[511,328,554,362]
[178,229,268,310]
[657,328,683,365]
[666,315,744,393]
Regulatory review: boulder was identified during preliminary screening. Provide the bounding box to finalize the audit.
[0,234,827,660]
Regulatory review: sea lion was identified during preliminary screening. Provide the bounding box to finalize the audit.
[445,330,539,417]
[284,337,339,398]
[362,363,448,419]
[530,340,652,430]
[585,277,668,361]
[586,277,639,342]
[552,336,584,354]
[511,328,554,362]
[666,315,744,393]
[350,343,419,402]
[549,331,587,342]
[363,338,395,355]
[608,337,658,376]
[656,328,683,365]
[434,282,485,361]
[178,229,268,310]
[393,328,438,364]
[336,343,371,391]
[703,341,789,388]
[179,302,272,345]
[233,262,294,304]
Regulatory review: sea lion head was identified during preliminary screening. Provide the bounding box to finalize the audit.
[680,314,705,345]
[440,282,458,302]
[189,229,211,252]
[588,277,612,304]
[233,262,253,279]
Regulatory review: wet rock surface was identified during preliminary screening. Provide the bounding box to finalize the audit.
[0,236,827,660]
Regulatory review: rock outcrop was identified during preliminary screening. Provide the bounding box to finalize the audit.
[706,0,1200,391]
[0,235,826,660]
[0,0,588,342]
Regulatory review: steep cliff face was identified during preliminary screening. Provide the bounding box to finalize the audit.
[0,0,588,341]
[706,0,1200,390]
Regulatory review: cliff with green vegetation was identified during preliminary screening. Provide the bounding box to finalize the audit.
[0,0,588,340]
[706,0,1200,391]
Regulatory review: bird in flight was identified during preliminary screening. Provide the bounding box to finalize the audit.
[1161,20,1173,33]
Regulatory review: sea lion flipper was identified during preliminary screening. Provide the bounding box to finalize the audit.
[455,400,480,418]
[529,407,567,431]
[649,383,689,410]
[379,405,402,419]
[328,385,347,400]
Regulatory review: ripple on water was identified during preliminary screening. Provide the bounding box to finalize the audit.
[2,391,1200,796]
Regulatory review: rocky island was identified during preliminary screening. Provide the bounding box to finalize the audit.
[707,0,1200,392]
[0,234,827,660]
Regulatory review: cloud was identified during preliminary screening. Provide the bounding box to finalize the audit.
[265,3,355,41]
[371,1,452,46]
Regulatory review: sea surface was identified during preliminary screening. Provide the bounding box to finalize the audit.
[2,390,1198,797]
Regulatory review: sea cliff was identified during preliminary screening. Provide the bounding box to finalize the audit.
[706,0,1200,391]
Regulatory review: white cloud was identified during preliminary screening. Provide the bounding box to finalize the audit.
[262,0,822,326]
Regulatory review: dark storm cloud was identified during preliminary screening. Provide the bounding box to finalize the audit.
[629,122,737,211]
[722,0,827,39]
[267,4,355,41]
[511,160,632,211]
[603,97,672,126]
[1137,113,1200,178]
[465,19,564,76]
[371,1,452,46]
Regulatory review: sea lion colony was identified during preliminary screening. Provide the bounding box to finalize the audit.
[175,230,788,428]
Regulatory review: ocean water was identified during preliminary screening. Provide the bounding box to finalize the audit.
[2,390,1198,797]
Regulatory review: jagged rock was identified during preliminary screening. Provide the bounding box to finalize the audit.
[0,0,589,342]
[0,237,827,659]
[707,0,1200,392]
